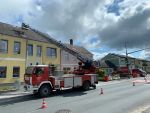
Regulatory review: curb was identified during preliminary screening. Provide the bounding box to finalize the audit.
[0,94,33,106]
[0,89,17,94]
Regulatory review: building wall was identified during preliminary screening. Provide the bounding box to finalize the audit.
[134,59,150,73]
[26,40,42,66]
[26,40,61,69]
[134,59,140,68]
[0,34,26,83]
[61,50,79,72]
[42,42,61,68]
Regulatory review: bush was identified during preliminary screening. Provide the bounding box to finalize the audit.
[96,69,105,81]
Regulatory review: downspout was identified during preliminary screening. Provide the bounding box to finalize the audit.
[60,48,62,71]
[25,39,28,67]
[41,45,44,65]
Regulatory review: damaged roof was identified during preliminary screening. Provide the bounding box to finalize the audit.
[0,22,50,43]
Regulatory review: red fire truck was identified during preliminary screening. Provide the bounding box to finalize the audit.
[24,63,98,97]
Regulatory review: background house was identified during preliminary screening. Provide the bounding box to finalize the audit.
[100,53,150,73]
[61,39,93,73]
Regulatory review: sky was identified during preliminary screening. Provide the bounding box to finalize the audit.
[0,0,150,60]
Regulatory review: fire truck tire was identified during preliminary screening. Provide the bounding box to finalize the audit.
[82,81,90,90]
[93,84,96,89]
[38,85,51,97]
[56,89,61,94]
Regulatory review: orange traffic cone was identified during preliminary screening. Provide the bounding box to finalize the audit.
[100,88,103,95]
[40,98,48,109]
[133,82,135,86]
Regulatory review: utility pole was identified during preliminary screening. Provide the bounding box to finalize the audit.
[125,41,130,77]
[125,41,128,67]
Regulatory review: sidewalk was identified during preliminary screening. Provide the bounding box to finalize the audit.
[0,90,30,99]
[0,84,31,105]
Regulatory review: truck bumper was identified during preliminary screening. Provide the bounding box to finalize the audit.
[24,84,38,93]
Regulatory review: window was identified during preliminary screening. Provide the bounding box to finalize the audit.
[36,46,42,57]
[13,67,20,77]
[34,67,44,75]
[63,67,71,74]
[46,47,57,58]
[64,52,69,61]
[63,67,71,71]
[0,40,8,53]
[0,67,7,78]
[27,44,33,56]
[14,41,21,54]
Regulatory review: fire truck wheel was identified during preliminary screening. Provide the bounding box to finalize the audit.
[93,85,96,89]
[39,85,51,97]
[83,81,90,90]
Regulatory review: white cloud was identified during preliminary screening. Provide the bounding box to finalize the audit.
[0,0,36,24]
[92,51,108,60]
[119,0,150,18]
[138,50,150,60]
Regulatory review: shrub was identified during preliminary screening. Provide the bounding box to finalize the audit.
[96,69,105,81]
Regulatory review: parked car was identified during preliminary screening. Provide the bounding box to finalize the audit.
[132,69,147,77]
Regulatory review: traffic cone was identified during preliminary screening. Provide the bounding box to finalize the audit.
[100,88,103,95]
[133,82,135,86]
[40,98,48,109]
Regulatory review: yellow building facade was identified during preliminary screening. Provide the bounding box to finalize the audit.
[26,40,61,67]
[0,34,26,83]
[0,22,61,84]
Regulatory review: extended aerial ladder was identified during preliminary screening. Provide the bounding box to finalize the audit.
[28,25,92,63]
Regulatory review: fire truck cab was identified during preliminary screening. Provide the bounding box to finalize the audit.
[24,64,98,97]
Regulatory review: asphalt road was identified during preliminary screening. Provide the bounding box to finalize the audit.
[0,77,150,113]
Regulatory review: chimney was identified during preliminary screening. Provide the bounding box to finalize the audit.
[70,39,73,45]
